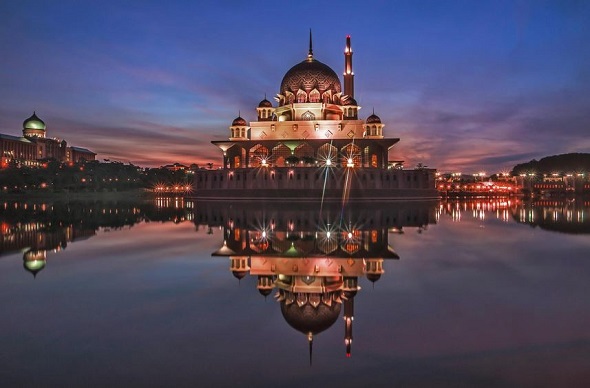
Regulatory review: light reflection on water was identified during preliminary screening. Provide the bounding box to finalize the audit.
[1,197,589,387]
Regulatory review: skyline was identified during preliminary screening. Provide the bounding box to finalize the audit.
[1,1,589,173]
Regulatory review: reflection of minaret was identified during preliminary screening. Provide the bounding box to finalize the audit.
[343,276,358,357]
[344,35,354,98]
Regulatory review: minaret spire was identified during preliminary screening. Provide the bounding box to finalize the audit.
[344,35,354,98]
[307,29,313,61]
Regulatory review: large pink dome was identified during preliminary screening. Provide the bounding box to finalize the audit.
[280,58,341,96]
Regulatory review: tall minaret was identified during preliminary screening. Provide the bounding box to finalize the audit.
[344,35,354,98]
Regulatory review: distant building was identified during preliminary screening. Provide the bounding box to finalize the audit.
[0,112,95,168]
[162,162,188,171]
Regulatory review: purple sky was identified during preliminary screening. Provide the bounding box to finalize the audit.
[1,0,589,172]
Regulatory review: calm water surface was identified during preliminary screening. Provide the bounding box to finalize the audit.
[1,198,589,387]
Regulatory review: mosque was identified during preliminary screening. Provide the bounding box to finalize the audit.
[0,112,95,168]
[193,34,438,200]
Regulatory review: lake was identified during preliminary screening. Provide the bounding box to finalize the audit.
[1,197,589,387]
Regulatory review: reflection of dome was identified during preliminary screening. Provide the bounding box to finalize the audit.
[366,273,382,283]
[232,116,247,126]
[258,98,272,108]
[23,250,47,277]
[259,288,273,297]
[280,298,341,335]
[232,270,247,280]
[23,112,46,130]
[280,59,341,96]
[366,113,381,124]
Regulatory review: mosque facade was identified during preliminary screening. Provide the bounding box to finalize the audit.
[0,112,95,168]
[193,34,438,200]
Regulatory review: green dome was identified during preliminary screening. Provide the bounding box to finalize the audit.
[23,112,46,131]
[23,250,47,277]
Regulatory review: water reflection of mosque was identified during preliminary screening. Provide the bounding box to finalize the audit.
[196,200,437,360]
[0,199,194,276]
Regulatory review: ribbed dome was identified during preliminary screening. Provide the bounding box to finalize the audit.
[232,116,247,126]
[280,59,341,97]
[258,98,272,108]
[280,298,341,335]
[23,112,46,130]
[366,113,381,124]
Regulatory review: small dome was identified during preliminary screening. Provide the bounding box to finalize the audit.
[232,270,247,280]
[366,113,381,124]
[258,98,273,108]
[366,273,382,283]
[258,288,273,297]
[232,116,247,126]
[342,97,358,106]
[23,112,46,131]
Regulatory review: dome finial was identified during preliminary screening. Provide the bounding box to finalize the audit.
[307,29,313,61]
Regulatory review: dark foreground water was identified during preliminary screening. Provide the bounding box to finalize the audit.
[1,198,589,387]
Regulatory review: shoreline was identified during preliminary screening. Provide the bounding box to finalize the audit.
[0,189,154,202]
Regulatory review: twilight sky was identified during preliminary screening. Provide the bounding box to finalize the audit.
[1,0,589,172]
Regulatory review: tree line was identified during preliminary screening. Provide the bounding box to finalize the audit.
[0,160,193,193]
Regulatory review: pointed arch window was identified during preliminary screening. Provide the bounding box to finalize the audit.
[249,144,269,167]
[318,143,338,166]
[341,143,361,167]
[371,154,378,168]
[297,90,307,103]
[272,143,291,167]
[309,89,320,103]
[295,141,314,156]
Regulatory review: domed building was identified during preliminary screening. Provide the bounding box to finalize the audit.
[0,112,95,168]
[194,34,437,200]
[23,112,47,138]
